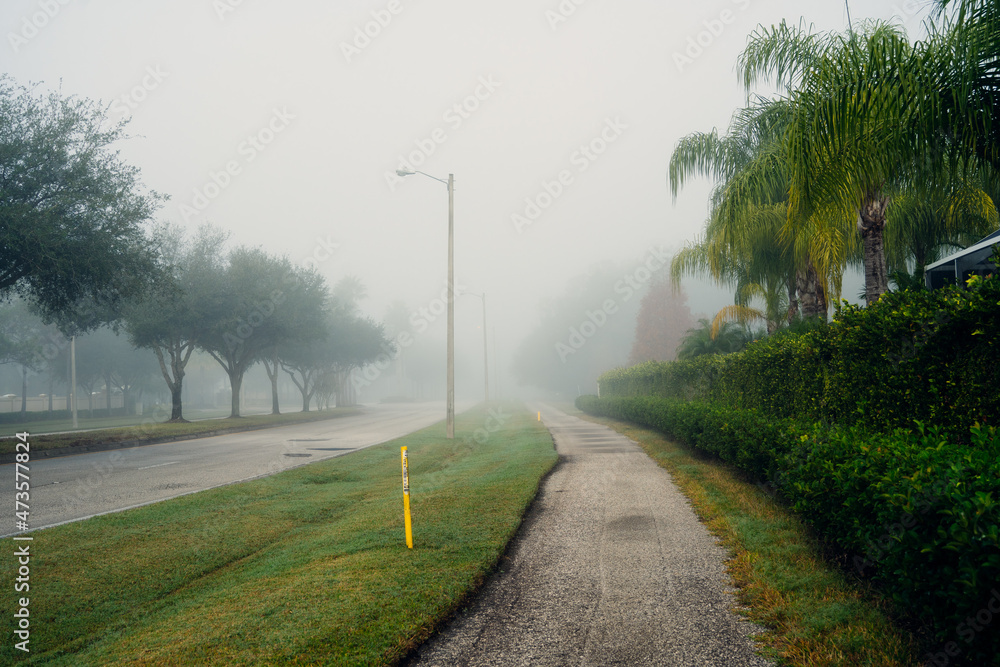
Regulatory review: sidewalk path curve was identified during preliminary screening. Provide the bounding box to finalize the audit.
[407,404,774,666]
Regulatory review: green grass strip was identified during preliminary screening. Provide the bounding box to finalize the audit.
[0,408,363,456]
[1,403,556,666]
[577,411,922,667]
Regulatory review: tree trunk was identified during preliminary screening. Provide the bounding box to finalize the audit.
[169,382,183,421]
[284,366,312,414]
[153,346,186,422]
[859,194,890,305]
[336,371,346,407]
[105,374,113,417]
[262,355,280,415]
[786,276,799,324]
[229,372,243,418]
[913,246,927,287]
[797,260,827,320]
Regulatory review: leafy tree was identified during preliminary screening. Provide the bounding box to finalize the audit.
[279,333,330,412]
[323,314,391,408]
[0,75,161,325]
[628,277,695,364]
[332,276,368,316]
[259,265,329,414]
[198,247,339,418]
[197,247,275,418]
[275,303,372,414]
[126,224,227,421]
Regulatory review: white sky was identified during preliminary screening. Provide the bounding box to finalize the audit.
[1,0,933,390]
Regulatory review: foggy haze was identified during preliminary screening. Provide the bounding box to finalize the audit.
[2,0,924,399]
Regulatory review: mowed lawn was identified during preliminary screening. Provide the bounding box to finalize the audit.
[0,407,363,456]
[0,404,556,666]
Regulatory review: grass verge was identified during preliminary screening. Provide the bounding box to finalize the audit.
[1,403,556,665]
[0,408,362,456]
[0,406,312,436]
[577,411,922,667]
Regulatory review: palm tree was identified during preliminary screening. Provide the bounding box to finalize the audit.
[740,17,999,304]
[670,207,793,334]
[669,98,834,327]
[739,20,923,304]
[928,1,1000,172]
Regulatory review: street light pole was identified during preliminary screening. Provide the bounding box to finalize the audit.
[71,335,78,429]
[446,173,455,438]
[397,169,456,439]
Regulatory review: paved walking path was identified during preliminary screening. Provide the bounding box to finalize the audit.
[407,405,773,666]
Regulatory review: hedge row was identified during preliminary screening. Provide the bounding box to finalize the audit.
[577,394,798,479]
[599,275,1000,435]
[577,395,1000,665]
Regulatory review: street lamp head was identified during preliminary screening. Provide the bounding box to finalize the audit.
[396,169,416,177]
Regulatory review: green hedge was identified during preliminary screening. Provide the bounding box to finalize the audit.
[577,395,799,480]
[597,356,727,402]
[599,276,1000,434]
[577,395,1000,665]
[781,422,1000,663]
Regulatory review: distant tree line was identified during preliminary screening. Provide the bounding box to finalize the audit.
[0,75,389,421]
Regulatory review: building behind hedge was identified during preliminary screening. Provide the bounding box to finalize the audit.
[924,228,1000,288]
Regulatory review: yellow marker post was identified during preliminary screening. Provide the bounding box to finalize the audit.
[401,446,413,549]
[537,411,541,421]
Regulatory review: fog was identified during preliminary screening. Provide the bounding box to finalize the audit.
[2,0,924,401]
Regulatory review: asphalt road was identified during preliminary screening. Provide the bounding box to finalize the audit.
[0,402,451,536]
[407,404,774,667]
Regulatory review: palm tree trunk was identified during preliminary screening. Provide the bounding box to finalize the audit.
[859,194,890,305]
[786,276,799,323]
[797,260,827,320]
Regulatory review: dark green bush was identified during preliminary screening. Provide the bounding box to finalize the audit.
[597,356,728,401]
[780,422,1000,665]
[598,275,1000,435]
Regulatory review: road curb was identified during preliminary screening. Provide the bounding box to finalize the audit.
[0,410,363,465]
